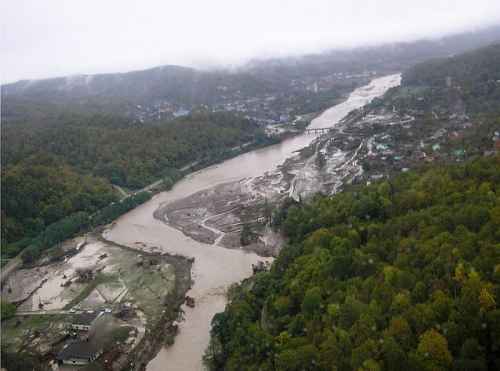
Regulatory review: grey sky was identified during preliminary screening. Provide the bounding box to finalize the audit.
[2,0,500,83]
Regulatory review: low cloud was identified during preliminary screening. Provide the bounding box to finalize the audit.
[2,0,500,82]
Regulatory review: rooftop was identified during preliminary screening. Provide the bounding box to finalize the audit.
[57,340,101,361]
[72,312,101,326]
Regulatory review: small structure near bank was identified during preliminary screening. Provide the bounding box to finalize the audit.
[57,340,103,365]
[185,296,195,308]
[70,312,102,332]
[75,268,94,282]
[252,261,269,274]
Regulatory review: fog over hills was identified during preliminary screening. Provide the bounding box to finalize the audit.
[3,0,500,83]
[2,3,500,371]
[3,25,500,126]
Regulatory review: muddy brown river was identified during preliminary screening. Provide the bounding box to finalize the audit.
[104,74,401,371]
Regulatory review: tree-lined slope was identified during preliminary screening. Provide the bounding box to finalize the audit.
[1,154,117,245]
[3,25,500,126]
[1,111,271,247]
[2,112,267,188]
[207,156,500,371]
[401,42,500,116]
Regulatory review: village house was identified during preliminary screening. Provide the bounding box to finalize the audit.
[57,340,103,365]
[70,312,102,332]
[173,108,190,117]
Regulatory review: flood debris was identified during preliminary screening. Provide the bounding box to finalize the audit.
[252,261,270,274]
[185,296,195,308]
[1,234,192,371]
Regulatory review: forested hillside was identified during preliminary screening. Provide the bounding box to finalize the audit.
[1,111,270,247]
[206,156,500,370]
[3,65,272,107]
[1,155,117,245]
[3,25,500,126]
[205,43,500,371]
[2,111,267,188]
[402,43,500,115]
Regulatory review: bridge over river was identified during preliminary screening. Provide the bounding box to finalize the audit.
[303,127,332,134]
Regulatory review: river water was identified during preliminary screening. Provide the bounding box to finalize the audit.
[104,74,401,371]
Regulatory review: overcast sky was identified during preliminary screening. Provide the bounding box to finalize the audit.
[2,0,500,83]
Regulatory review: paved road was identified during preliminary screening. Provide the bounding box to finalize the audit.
[113,184,130,200]
[16,309,111,316]
[15,310,85,316]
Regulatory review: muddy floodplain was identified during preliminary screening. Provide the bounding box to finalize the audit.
[1,234,192,370]
[154,179,284,257]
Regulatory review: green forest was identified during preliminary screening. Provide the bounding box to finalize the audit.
[4,192,152,265]
[1,111,270,248]
[397,43,500,118]
[2,111,269,188]
[1,154,117,245]
[206,155,500,370]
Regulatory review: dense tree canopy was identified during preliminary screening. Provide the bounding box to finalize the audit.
[206,156,500,370]
[1,111,270,247]
[402,43,500,116]
[1,154,116,244]
[2,111,268,188]
[1,300,16,321]
[3,192,152,265]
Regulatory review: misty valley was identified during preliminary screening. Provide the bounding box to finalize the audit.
[1,13,500,371]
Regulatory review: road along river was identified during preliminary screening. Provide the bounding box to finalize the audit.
[104,74,401,371]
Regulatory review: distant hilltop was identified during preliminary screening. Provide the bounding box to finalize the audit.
[3,24,500,124]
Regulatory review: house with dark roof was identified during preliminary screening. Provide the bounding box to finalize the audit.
[70,312,102,331]
[56,340,103,365]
